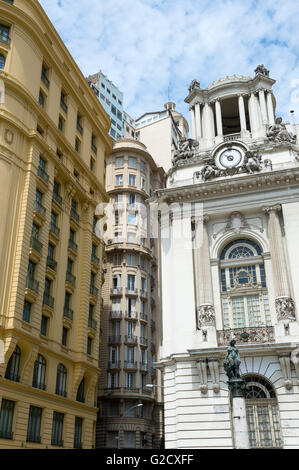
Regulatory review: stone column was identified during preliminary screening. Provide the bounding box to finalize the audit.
[263,205,296,323]
[266,91,275,125]
[258,88,268,125]
[193,215,216,338]
[232,397,250,449]
[238,94,247,131]
[215,99,223,136]
[248,92,259,137]
[190,105,196,140]
[194,103,202,139]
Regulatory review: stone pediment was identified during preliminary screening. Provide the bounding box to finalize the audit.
[207,75,251,90]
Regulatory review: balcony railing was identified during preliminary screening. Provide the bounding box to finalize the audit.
[26,275,39,294]
[140,363,148,372]
[0,430,13,440]
[50,222,60,238]
[32,380,46,391]
[108,361,121,370]
[125,311,138,320]
[70,208,80,223]
[150,319,156,329]
[124,361,137,370]
[140,337,148,346]
[66,271,76,286]
[43,292,54,308]
[126,287,138,295]
[140,312,148,322]
[27,434,41,444]
[63,306,74,321]
[90,285,98,298]
[125,335,137,344]
[30,236,43,254]
[51,438,63,447]
[68,239,78,253]
[110,287,122,295]
[88,318,97,330]
[140,289,147,298]
[37,167,49,184]
[217,326,275,346]
[110,311,122,319]
[52,192,62,206]
[47,256,57,272]
[108,335,121,344]
[224,133,241,142]
[34,200,46,218]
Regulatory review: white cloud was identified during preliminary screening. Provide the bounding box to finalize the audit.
[39,0,299,123]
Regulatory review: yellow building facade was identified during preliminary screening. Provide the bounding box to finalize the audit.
[0,0,112,448]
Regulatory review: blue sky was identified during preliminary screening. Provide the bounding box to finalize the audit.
[39,0,299,124]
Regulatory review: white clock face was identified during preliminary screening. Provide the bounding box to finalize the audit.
[219,148,243,168]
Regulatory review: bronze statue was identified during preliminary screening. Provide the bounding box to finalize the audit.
[224,339,241,379]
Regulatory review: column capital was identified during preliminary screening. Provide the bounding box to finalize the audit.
[189,104,195,111]
[262,204,282,215]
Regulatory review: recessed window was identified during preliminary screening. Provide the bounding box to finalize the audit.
[58,115,64,132]
[75,138,80,153]
[115,156,123,168]
[62,326,68,346]
[22,300,32,323]
[115,174,123,186]
[128,157,137,169]
[40,315,48,336]
[111,105,116,116]
[90,157,95,171]
[41,63,50,88]
[0,24,10,44]
[76,113,83,134]
[0,53,6,70]
[60,90,68,113]
[129,174,136,186]
[87,337,92,355]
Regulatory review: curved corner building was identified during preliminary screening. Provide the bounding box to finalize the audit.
[0,0,112,448]
[97,138,165,449]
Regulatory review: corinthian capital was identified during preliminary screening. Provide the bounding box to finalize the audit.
[262,204,282,215]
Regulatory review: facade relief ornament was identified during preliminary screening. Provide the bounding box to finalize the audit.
[197,304,216,329]
[225,211,249,233]
[254,64,270,77]
[200,150,262,181]
[4,129,14,145]
[275,296,296,322]
[267,117,296,144]
[172,136,199,164]
[188,79,201,93]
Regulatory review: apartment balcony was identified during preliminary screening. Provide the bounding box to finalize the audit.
[34,200,46,218]
[102,387,154,398]
[224,133,241,142]
[27,434,41,444]
[108,361,121,370]
[140,289,148,299]
[110,287,122,296]
[125,335,137,345]
[68,239,78,254]
[66,271,76,287]
[126,287,138,296]
[124,361,137,371]
[110,311,122,320]
[37,167,49,185]
[140,337,148,347]
[50,222,60,238]
[88,318,97,331]
[70,208,80,224]
[140,312,148,322]
[91,253,100,267]
[0,430,13,440]
[108,335,122,344]
[150,319,156,330]
[127,203,138,211]
[46,256,57,272]
[30,236,43,255]
[51,438,64,447]
[52,191,62,207]
[140,363,148,372]
[217,326,275,346]
[26,275,39,294]
[125,311,138,321]
[63,306,73,321]
[43,292,54,309]
[90,285,99,299]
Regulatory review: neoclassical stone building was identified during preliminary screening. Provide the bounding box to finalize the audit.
[152,66,299,449]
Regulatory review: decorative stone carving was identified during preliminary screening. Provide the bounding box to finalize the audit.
[263,158,273,170]
[188,79,201,93]
[172,136,199,164]
[254,64,270,77]
[200,151,262,181]
[267,117,296,144]
[290,347,299,383]
[263,204,281,215]
[225,211,249,232]
[243,150,262,174]
[197,304,216,329]
[4,129,14,145]
[196,360,208,394]
[217,326,275,346]
[279,355,293,390]
[208,361,220,393]
[275,296,296,322]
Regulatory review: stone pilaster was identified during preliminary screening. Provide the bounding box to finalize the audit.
[190,105,196,140]
[258,88,268,125]
[194,103,202,139]
[215,99,223,136]
[266,91,275,125]
[238,94,247,131]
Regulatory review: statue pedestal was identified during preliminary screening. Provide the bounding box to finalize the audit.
[228,378,250,449]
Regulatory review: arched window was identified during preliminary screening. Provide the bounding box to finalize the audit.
[76,377,85,403]
[32,354,46,390]
[0,53,5,70]
[244,375,282,448]
[56,363,67,397]
[219,239,270,329]
[5,346,21,382]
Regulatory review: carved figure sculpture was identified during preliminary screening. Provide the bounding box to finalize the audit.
[223,339,241,379]
[267,117,296,144]
[201,164,220,181]
[197,304,216,328]
[243,151,262,174]
[275,297,296,321]
[254,64,269,77]
[173,136,199,163]
[188,79,200,93]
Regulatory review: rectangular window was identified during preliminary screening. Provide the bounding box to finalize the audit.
[40,315,48,336]
[124,431,136,449]
[22,300,32,323]
[62,327,68,346]
[74,417,83,449]
[141,177,146,190]
[106,431,118,448]
[128,174,136,186]
[140,257,147,270]
[127,254,136,266]
[0,24,10,44]
[115,174,123,186]
[128,232,136,244]
[128,213,136,225]
[111,105,116,115]
[87,337,92,355]
[0,399,15,439]
[115,157,123,168]
[125,373,135,389]
[140,161,146,173]
[27,406,42,443]
[128,157,137,169]
[127,275,135,290]
[108,372,119,389]
[51,411,64,447]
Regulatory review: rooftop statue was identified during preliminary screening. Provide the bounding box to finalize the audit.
[267,117,296,144]
[254,64,270,77]
[188,79,201,93]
